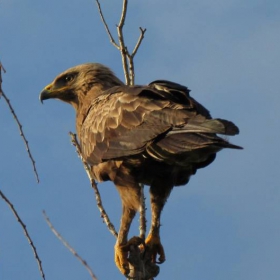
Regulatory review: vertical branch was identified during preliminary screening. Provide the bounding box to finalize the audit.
[0,190,45,280]
[117,0,130,85]
[0,62,40,183]
[43,211,98,280]
[94,2,152,279]
[95,1,146,86]
[138,184,146,240]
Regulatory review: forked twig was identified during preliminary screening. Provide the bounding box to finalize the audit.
[128,27,146,85]
[43,211,98,280]
[0,62,39,183]
[131,27,147,58]
[69,132,118,238]
[95,0,146,86]
[0,190,45,280]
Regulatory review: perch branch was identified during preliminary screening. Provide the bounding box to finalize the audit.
[43,211,98,280]
[69,132,118,238]
[94,2,151,278]
[138,184,146,240]
[0,190,45,280]
[0,62,39,183]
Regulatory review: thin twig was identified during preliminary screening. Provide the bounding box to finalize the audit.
[0,190,45,280]
[69,132,118,238]
[95,0,119,49]
[0,62,39,183]
[43,211,98,280]
[0,61,6,96]
[131,28,147,58]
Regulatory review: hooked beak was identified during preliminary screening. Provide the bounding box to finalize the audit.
[39,84,53,104]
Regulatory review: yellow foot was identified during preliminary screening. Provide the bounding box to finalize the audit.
[115,236,145,275]
[145,233,166,264]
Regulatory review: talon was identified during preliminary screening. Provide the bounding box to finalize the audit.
[115,243,129,275]
[115,236,145,275]
[145,233,166,264]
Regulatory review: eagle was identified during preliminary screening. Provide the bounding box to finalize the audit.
[40,63,242,275]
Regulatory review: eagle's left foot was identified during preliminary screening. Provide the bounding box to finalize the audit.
[115,236,145,275]
[145,233,166,264]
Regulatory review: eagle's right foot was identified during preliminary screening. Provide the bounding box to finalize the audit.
[115,236,145,275]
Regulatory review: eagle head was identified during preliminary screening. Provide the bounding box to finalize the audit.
[39,63,123,110]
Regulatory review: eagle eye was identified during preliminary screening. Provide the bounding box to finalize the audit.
[64,75,74,83]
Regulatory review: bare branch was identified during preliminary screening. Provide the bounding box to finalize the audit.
[128,27,146,85]
[131,27,147,59]
[118,0,128,29]
[0,62,39,183]
[95,0,119,49]
[117,0,130,85]
[69,132,118,238]
[43,211,98,280]
[93,2,151,278]
[0,190,45,280]
[0,61,6,96]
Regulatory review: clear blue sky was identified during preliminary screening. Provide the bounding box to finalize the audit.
[1,1,279,279]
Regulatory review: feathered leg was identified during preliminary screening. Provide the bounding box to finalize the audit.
[146,183,173,263]
[114,184,143,275]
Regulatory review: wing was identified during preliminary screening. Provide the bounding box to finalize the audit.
[80,83,240,165]
[149,80,212,118]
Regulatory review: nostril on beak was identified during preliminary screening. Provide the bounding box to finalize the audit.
[44,84,52,91]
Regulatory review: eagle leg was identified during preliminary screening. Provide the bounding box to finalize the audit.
[115,184,141,275]
[146,183,173,264]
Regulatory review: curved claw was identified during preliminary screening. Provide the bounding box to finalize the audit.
[145,233,166,264]
[115,243,130,275]
[115,236,145,275]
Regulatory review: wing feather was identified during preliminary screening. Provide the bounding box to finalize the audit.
[80,82,241,165]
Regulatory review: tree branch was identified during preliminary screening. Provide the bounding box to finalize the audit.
[94,3,152,279]
[0,190,45,280]
[138,184,146,240]
[69,132,118,238]
[94,1,146,87]
[117,0,130,85]
[0,62,40,183]
[43,211,98,280]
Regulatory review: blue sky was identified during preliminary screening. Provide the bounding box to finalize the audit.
[0,1,280,279]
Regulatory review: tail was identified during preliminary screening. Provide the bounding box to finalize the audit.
[170,115,240,136]
[167,115,243,150]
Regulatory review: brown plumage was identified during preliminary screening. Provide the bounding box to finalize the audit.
[40,63,242,275]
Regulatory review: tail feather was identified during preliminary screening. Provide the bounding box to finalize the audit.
[171,115,240,136]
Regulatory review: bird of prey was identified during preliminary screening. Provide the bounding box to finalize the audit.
[40,63,242,275]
